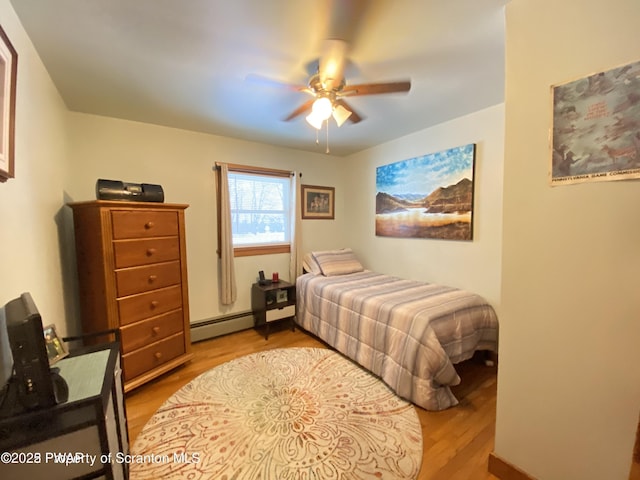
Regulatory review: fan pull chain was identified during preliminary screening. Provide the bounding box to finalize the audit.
[325,120,330,154]
[315,128,319,145]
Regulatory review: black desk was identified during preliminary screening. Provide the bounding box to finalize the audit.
[0,343,129,479]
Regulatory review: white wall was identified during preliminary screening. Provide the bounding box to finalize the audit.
[496,1,640,479]
[0,1,71,335]
[344,104,505,309]
[64,113,350,324]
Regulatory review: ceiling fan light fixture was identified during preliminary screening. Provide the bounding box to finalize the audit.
[305,111,325,130]
[311,97,333,121]
[332,104,352,127]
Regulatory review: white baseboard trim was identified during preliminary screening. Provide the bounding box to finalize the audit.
[190,311,254,342]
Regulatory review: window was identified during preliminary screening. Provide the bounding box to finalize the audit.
[218,165,293,257]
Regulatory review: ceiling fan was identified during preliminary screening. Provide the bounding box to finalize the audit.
[247,31,411,131]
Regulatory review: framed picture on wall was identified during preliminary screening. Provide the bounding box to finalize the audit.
[550,58,640,185]
[375,143,476,241]
[0,24,17,183]
[301,184,335,219]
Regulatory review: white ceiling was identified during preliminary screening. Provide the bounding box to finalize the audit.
[11,0,507,157]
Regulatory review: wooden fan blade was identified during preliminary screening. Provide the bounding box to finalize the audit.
[245,74,308,93]
[319,39,349,91]
[318,0,372,91]
[334,99,363,124]
[342,81,411,96]
[325,0,371,43]
[283,99,315,121]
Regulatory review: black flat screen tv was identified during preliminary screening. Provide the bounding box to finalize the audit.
[0,305,12,392]
[1,293,57,413]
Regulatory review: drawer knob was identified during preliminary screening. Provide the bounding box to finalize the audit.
[148,275,158,283]
[152,326,161,335]
[146,248,156,256]
[154,352,162,360]
[150,300,159,309]
[145,221,155,229]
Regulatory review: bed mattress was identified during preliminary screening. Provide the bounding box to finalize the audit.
[296,270,498,410]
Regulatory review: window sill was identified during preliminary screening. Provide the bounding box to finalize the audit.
[234,245,291,257]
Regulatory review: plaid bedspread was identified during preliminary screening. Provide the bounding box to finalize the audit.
[296,271,498,410]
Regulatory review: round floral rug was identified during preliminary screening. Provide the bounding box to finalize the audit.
[130,348,423,479]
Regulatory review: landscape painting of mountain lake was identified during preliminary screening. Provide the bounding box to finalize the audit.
[376,144,476,240]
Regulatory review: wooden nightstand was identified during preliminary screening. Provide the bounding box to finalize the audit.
[251,280,296,339]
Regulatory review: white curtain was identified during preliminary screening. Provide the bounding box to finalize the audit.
[289,172,302,281]
[219,164,237,305]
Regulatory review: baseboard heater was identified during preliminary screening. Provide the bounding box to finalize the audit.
[190,311,254,343]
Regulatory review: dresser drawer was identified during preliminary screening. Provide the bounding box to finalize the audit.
[122,333,185,381]
[120,310,184,353]
[118,285,183,326]
[113,237,180,269]
[115,261,181,297]
[111,210,179,239]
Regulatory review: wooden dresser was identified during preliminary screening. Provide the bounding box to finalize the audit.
[69,200,193,392]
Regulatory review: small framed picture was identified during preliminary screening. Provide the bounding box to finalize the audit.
[301,184,335,219]
[43,324,69,365]
[276,289,288,303]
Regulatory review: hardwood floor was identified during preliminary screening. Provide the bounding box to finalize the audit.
[125,325,499,479]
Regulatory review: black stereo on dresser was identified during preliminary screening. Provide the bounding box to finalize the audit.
[96,178,164,203]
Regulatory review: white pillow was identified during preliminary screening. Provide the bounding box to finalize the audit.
[302,253,322,275]
[312,248,364,276]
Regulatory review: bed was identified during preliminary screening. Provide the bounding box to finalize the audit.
[296,249,499,411]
